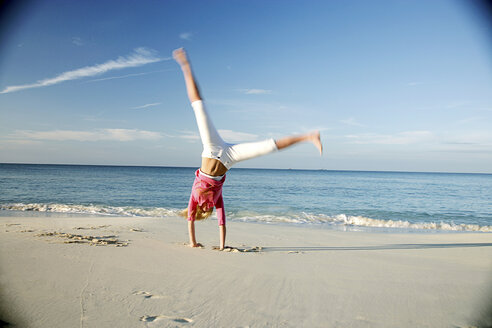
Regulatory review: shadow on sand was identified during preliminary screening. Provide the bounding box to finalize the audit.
[262,243,492,252]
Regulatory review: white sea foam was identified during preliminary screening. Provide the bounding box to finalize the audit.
[0,203,180,218]
[1,203,491,232]
[226,212,492,232]
[329,214,492,232]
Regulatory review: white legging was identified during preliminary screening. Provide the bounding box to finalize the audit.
[192,100,278,170]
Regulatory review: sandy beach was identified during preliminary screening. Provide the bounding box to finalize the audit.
[0,215,491,328]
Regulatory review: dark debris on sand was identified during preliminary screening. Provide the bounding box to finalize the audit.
[35,232,129,247]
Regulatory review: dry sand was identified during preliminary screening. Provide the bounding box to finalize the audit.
[0,215,491,328]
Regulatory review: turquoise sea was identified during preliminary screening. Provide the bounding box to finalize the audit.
[0,164,491,232]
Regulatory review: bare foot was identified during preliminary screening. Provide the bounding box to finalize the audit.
[213,246,230,251]
[173,48,189,67]
[189,242,203,248]
[311,131,323,155]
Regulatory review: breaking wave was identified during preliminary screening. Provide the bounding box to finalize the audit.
[1,203,491,232]
[327,213,492,232]
[229,212,492,232]
[0,203,180,218]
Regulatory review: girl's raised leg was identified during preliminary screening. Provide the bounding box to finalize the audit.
[173,48,225,151]
[173,48,201,103]
[275,131,323,155]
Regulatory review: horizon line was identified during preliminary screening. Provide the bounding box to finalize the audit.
[0,162,490,175]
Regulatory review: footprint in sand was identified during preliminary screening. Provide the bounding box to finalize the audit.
[177,242,205,249]
[133,291,165,299]
[140,314,193,324]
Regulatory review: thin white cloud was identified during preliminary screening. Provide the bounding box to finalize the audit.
[299,126,331,133]
[131,102,161,110]
[442,131,492,146]
[345,131,434,145]
[84,69,172,83]
[179,32,192,40]
[176,129,258,143]
[431,131,492,155]
[208,98,300,117]
[178,131,200,142]
[455,116,483,125]
[0,139,42,146]
[181,135,200,141]
[418,102,469,111]
[10,129,163,142]
[218,129,258,142]
[1,48,167,94]
[340,117,365,127]
[344,130,492,156]
[238,89,272,95]
[72,37,84,46]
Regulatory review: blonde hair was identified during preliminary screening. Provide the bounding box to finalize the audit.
[180,206,213,221]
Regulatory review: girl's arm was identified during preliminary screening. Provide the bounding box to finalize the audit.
[216,195,226,250]
[188,220,201,247]
[187,195,201,247]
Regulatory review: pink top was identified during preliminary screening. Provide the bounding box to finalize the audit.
[187,169,226,225]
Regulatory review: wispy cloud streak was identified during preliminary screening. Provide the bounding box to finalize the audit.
[84,69,172,83]
[131,102,161,110]
[340,117,365,127]
[178,130,200,142]
[218,129,258,142]
[345,131,433,145]
[10,129,163,142]
[1,48,166,94]
[238,89,272,95]
[179,32,192,40]
[72,37,84,46]
[177,129,259,143]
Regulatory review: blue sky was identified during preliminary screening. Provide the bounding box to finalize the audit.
[0,0,491,173]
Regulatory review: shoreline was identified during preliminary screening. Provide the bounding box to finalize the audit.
[1,215,491,327]
[1,209,491,234]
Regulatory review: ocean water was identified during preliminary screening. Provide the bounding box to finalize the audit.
[0,163,491,233]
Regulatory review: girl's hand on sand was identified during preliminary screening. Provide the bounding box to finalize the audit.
[173,48,189,67]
